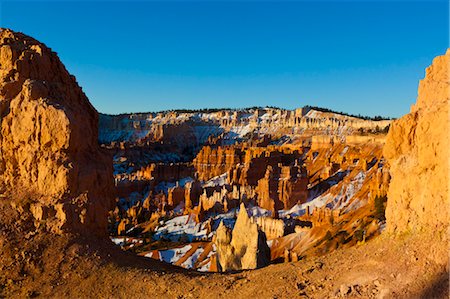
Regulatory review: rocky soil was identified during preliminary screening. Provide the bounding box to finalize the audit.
[1,205,447,298]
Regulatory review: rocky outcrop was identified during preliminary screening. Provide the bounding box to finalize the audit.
[0,29,115,235]
[255,217,285,240]
[214,203,270,271]
[184,180,202,211]
[167,185,185,208]
[384,50,449,234]
[193,146,243,181]
[256,163,308,215]
[136,163,194,184]
[256,166,282,214]
[114,162,194,199]
[100,107,390,148]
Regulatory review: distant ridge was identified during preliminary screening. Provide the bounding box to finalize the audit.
[101,105,394,121]
[303,105,393,121]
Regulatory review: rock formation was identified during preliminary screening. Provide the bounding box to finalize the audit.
[99,107,391,149]
[214,203,270,271]
[256,163,308,215]
[384,49,449,234]
[193,146,243,181]
[255,216,285,240]
[0,29,115,235]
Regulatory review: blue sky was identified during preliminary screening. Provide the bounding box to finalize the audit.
[1,1,448,117]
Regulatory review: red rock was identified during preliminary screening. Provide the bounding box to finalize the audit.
[0,29,115,236]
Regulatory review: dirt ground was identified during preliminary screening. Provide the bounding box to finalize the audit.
[0,200,448,299]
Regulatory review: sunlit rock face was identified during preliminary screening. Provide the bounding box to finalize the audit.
[0,28,115,235]
[384,49,449,235]
[214,203,271,271]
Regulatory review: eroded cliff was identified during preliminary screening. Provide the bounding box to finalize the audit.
[0,28,115,235]
[384,49,449,235]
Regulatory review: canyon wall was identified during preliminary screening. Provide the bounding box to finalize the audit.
[99,106,391,150]
[384,49,449,234]
[0,29,115,235]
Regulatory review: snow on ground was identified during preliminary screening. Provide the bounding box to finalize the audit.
[197,261,211,272]
[181,247,205,269]
[278,194,331,218]
[154,177,194,194]
[304,110,322,119]
[279,170,367,218]
[99,130,134,144]
[203,173,228,187]
[197,244,216,272]
[110,237,143,246]
[153,215,211,242]
[229,124,252,138]
[332,171,366,210]
[210,209,238,230]
[159,245,193,264]
[192,125,223,145]
[153,204,271,244]
[247,205,271,217]
[111,237,126,246]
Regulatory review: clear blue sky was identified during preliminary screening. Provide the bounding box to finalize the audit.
[1,1,448,117]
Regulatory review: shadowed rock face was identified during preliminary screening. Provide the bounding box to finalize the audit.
[384,49,449,235]
[0,28,115,236]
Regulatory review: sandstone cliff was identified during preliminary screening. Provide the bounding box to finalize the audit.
[0,29,115,235]
[384,49,449,234]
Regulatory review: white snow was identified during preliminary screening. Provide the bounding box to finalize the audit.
[278,194,330,218]
[181,247,204,269]
[203,173,228,187]
[333,171,366,210]
[279,170,368,217]
[110,237,127,246]
[229,124,252,138]
[154,215,209,242]
[247,205,271,217]
[197,261,211,272]
[159,245,193,264]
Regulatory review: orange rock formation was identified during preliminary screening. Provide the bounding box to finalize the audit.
[214,203,271,271]
[384,49,449,234]
[0,29,115,235]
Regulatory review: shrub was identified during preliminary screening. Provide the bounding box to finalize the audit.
[354,229,365,242]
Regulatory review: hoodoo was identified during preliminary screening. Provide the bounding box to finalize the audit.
[214,203,271,271]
